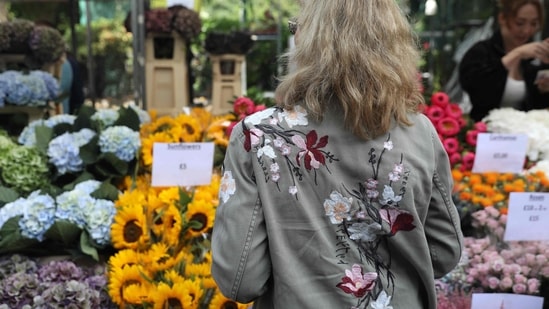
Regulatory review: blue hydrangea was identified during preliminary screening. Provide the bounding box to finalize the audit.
[0,79,6,107]
[90,109,119,128]
[30,70,59,100]
[4,72,32,106]
[81,198,116,245]
[18,191,56,241]
[73,180,101,195]
[72,128,96,147]
[98,126,141,162]
[17,119,47,146]
[0,197,26,230]
[20,74,49,106]
[18,115,76,147]
[47,132,84,175]
[55,189,89,228]
[45,114,77,127]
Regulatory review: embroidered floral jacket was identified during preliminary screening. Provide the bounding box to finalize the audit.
[211,106,463,309]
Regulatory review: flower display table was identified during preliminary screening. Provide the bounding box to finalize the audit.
[0,105,47,122]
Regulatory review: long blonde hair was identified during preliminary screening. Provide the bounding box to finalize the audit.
[275,0,424,140]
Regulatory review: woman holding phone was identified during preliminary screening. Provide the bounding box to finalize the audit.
[459,0,549,122]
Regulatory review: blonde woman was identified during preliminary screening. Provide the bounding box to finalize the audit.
[211,1,463,308]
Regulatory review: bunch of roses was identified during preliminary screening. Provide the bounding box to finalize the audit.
[463,236,549,295]
[422,92,487,171]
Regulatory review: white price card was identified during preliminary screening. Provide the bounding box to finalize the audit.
[472,133,528,173]
[504,192,549,241]
[471,293,544,309]
[151,142,214,187]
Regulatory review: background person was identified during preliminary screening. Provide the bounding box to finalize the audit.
[211,0,463,308]
[459,0,549,122]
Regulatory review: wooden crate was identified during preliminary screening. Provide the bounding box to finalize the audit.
[145,32,189,116]
[210,54,246,115]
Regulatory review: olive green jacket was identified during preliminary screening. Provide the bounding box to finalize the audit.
[212,106,463,309]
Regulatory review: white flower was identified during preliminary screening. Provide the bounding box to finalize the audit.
[288,186,298,195]
[383,141,393,150]
[244,108,275,125]
[370,291,393,309]
[257,145,276,159]
[279,105,308,127]
[378,185,402,206]
[219,171,236,203]
[324,191,353,224]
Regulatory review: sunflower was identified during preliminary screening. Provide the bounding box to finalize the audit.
[152,282,194,309]
[122,282,153,305]
[208,291,250,309]
[111,204,150,250]
[175,113,203,142]
[201,277,218,289]
[109,249,140,270]
[108,264,148,306]
[144,115,182,137]
[147,242,176,272]
[157,204,182,246]
[184,261,211,278]
[185,199,216,237]
[158,187,181,206]
[190,106,214,131]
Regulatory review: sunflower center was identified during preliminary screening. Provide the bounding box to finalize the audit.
[184,123,195,135]
[222,301,238,309]
[190,213,207,231]
[167,298,182,309]
[123,220,143,243]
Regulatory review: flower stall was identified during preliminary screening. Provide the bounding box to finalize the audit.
[421,92,549,308]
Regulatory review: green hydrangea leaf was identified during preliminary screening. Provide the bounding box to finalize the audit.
[0,217,39,255]
[79,135,100,165]
[74,105,96,131]
[91,181,120,201]
[44,220,81,246]
[34,125,53,154]
[80,231,99,261]
[114,106,141,131]
[0,186,19,204]
[93,152,128,178]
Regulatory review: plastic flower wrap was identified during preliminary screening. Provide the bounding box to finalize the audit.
[0,145,49,194]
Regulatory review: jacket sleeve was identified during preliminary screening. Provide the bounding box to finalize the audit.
[211,122,272,303]
[424,126,464,278]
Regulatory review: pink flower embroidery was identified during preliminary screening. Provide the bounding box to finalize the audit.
[292,130,328,170]
[337,264,377,298]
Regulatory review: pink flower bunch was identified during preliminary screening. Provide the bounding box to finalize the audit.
[470,206,507,241]
[422,92,487,171]
[226,96,267,137]
[436,282,473,309]
[463,236,549,295]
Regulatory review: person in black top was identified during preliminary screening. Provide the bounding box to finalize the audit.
[459,0,549,122]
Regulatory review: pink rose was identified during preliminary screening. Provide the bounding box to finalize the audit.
[527,278,540,294]
[488,277,500,290]
[474,121,487,132]
[512,283,527,294]
[465,130,480,146]
[430,91,450,108]
[233,96,255,115]
[437,117,461,136]
[442,137,460,154]
[444,103,463,119]
[449,152,461,165]
[425,105,445,124]
[499,277,513,290]
[461,151,475,170]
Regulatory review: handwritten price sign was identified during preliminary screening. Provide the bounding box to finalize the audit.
[472,133,528,173]
[151,142,214,187]
[504,192,549,241]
